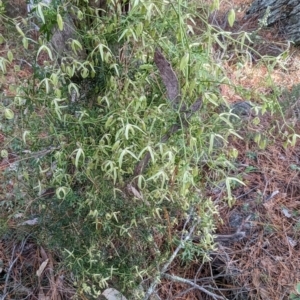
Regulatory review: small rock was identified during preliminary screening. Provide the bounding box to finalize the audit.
[231,101,253,118]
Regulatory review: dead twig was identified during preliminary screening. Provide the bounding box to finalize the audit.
[162,273,226,300]
[1,236,30,300]
[143,215,201,300]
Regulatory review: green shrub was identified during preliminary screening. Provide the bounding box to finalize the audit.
[1,0,248,298]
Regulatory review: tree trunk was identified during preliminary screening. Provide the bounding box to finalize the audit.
[246,0,300,44]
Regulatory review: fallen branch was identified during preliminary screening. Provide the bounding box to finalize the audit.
[192,232,246,244]
[162,273,225,300]
[1,236,30,300]
[143,215,200,300]
[153,48,181,109]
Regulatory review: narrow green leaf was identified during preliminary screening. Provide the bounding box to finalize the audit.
[98,44,104,61]
[7,50,13,63]
[118,29,128,42]
[68,83,79,98]
[254,133,261,144]
[228,129,243,140]
[105,115,115,129]
[74,148,85,168]
[22,37,28,49]
[0,58,8,73]
[118,148,138,168]
[22,130,30,144]
[40,78,51,94]
[15,24,25,37]
[55,89,61,98]
[225,178,233,205]
[112,140,121,152]
[77,9,83,20]
[179,53,189,72]
[14,96,26,106]
[213,34,227,50]
[56,186,70,199]
[1,149,8,158]
[135,22,143,36]
[66,66,74,77]
[211,0,219,10]
[81,68,89,78]
[228,9,235,27]
[204,92,218,106]
[4,108,14,119]
[71,39,83,54]
[37,3,45,24]
[291,134,300,147]
[208,135,214,154]
[50,73,58,86]
[129,28,137,41]
[57,13,64,31]
[228,177,245,186]
[37,45,53,61]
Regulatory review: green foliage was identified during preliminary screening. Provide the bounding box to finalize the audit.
[290,282,300,299]
[280,83,300,119]
[28,0,67,40]
[0,0,261,298]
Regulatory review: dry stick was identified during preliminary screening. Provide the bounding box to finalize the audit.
[1,245,17,300]
[1,236,29,300]
[180,206,194,240]
[162,274,225,300]
[143,218,200,300]
[197,232,245,244]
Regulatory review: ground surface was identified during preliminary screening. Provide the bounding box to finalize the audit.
[158,1,300,299]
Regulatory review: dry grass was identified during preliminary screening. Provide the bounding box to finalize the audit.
[0,236,76,299]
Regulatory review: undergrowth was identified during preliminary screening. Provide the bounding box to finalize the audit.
[0,0,296,299]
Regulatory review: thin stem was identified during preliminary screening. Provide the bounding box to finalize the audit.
[143,217,200,300]
[162,273,225,300]
[1,236,29,300]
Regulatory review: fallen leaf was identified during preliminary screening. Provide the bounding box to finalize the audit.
[20,218,39,226]
[287,236,297,247]
[102,288,128,300]
[282,208,291,218]
[36,259,49,277]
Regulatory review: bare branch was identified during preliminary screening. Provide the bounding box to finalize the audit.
[192,232,246,244]
[1,236,30,300]
[143,216,201,300]
[162,273,225,300]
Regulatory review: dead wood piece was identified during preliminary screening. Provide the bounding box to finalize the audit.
[154,48,181,109]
